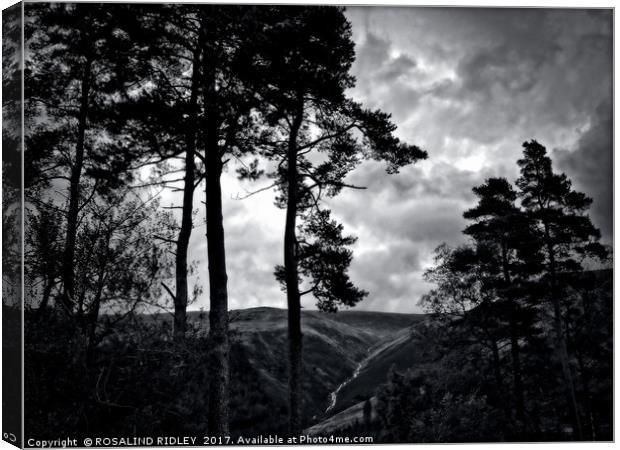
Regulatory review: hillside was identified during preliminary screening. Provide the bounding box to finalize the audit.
[27,306,423,438]
[305,269,614,440]
[302,315,437,434]
[325,320,434,415]
[179,307,424,435]
[306,397,380,436]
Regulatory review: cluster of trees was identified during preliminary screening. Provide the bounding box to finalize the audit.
[21,4,426,437]
[374,141,611,442]
[2,4,22,306]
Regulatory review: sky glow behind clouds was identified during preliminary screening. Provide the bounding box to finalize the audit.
[179,7,612,314]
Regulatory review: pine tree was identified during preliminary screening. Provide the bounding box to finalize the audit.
[25,3,155,315]
[25,204,62,315]
[114,4,206,340]
[254,6,427,434]
[194,5,271,435]
[463,177,542,428]
[516,139,607,439]
[2,3,23,309]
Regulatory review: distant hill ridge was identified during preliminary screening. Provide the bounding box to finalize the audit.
[137,306,425,337]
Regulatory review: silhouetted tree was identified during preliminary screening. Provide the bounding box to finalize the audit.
[275,209,367,313]
[195,5,272,435]
[24,203,62,314]
[375,362,507,443]
[255,6,427,434]
[421,243,508,412]
[77,190,175,352]
[516,140,606,439]
[26,3,155,315]
[2,6,23,439]
[2,2,22,305]
[463,177,543,428]
[115,4,206,340]
[562,269,612,439]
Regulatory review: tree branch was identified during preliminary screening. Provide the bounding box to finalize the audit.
[161,282,177,302]
[154,235,177,245]
[233,181,282,200]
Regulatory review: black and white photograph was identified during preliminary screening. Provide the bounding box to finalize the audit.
[1,1,614,446]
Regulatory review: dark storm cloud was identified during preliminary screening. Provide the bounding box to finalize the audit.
[324,161,502,312]
[347,8,612,151]
[351,242,425,312]
[336,7,613,311]
[355,32,418,82]
[335,160,499,228]
[448,9,612,137]
[553,100,613,241]
[352,31,424,122]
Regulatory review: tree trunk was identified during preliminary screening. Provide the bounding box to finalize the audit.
[489,336,503,392]
[577,289,597,439]
[204,65,230,437]
[87,282,103,354]
[284,101,304,436]
[60,54,92,313]
[509,312,526,424]
[173,47,201,341]
[544,230,583,439]
[501,245,526,425]
[576,348,595,439]
[87,248,108,353]
[37,276,54,317]
[480,313,509,422]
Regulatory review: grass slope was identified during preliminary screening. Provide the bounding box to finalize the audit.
[180,307,422,434]
[327,317,430,415]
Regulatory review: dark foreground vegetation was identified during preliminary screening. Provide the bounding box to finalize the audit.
[372,273,612,442]
[25,261,612,443]
[25,308,423,439]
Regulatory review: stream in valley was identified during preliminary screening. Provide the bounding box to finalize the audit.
[325,349,372,413]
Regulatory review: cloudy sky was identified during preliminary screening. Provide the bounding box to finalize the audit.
[179,7,613,314]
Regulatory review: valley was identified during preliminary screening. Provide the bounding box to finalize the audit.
[183,307,426,434]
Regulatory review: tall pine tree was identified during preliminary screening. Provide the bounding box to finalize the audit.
[26,3,155,315]
[516,140,607,439]
[253,6,427,434]
[463,177,542,428]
